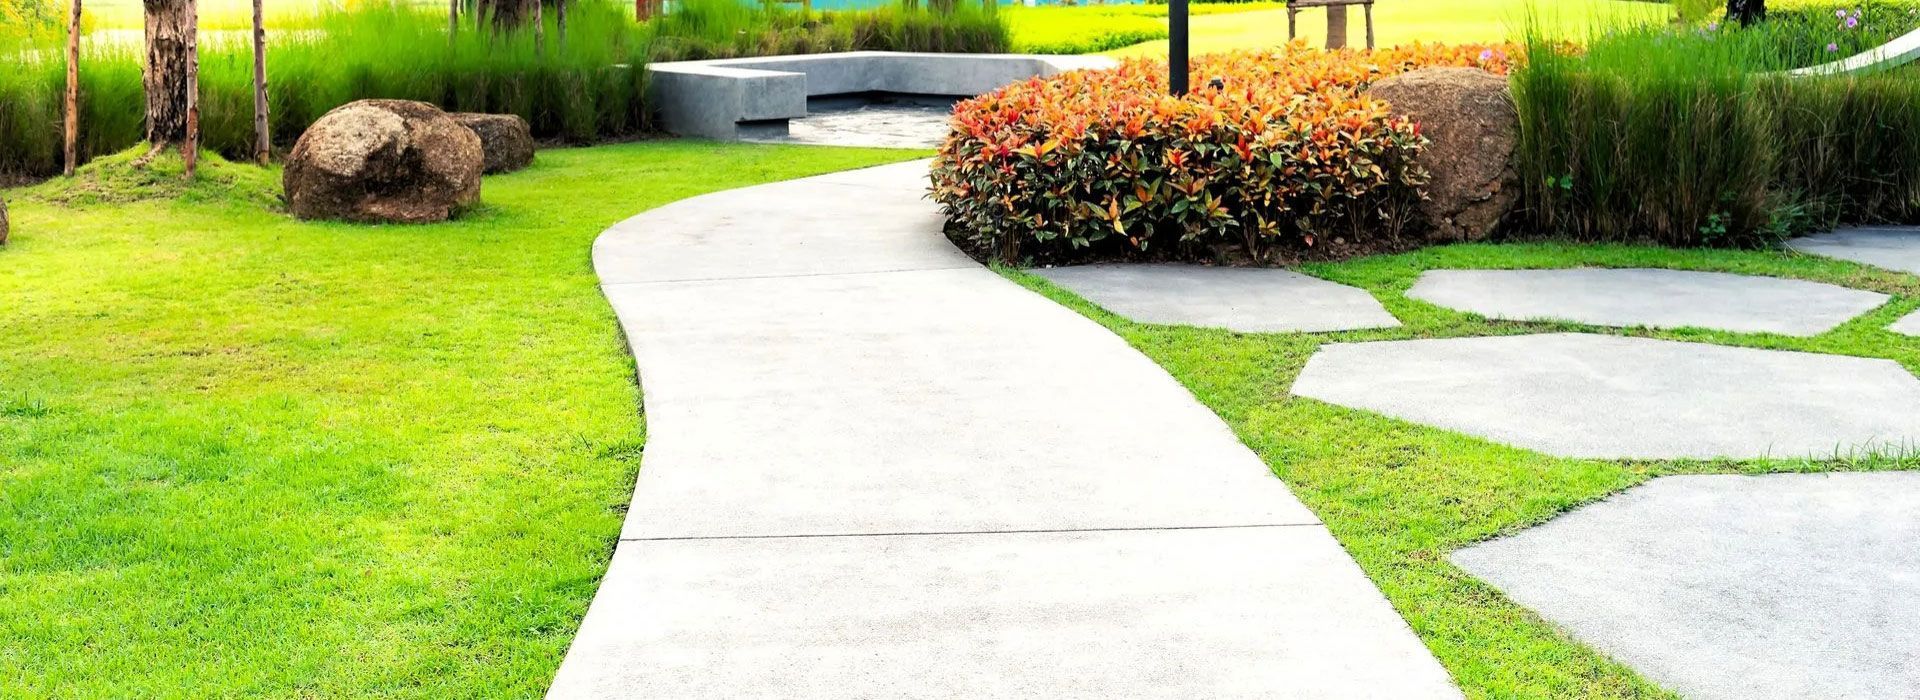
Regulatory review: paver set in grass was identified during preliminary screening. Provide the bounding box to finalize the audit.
[0,141,922,697]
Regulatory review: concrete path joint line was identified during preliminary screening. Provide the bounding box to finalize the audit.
[617,521,1327,543]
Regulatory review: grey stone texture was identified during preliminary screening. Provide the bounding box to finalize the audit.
[1788,226,1920,275]
[1895,308,1920,336]
[1032,263,1401,333]
[646,51,1114,140]
[1453,472,1920,700]
[283,99,482,223]
[450,112,536,174]
[745,94,957,149]
[1407,267,1889,336]
[1289,333,1920,459]
[553,160,1460,698]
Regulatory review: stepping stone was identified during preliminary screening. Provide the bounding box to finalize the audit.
[1407,268,1887,336]
[1788,226,1920,275]
[1895,309,1920,336]
[1289,333,1920,459]
[1032,263,1400,333]
[1452,472,1920,700]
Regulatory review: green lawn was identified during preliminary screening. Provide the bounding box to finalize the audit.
[1007,0,1670,57]
[1004,243,1920,699]
[0,141,921,698]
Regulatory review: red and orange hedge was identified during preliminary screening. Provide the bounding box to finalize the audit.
[930,42,1515,262]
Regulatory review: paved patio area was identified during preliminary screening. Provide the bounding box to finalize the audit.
[1789,226,1920,274]
[551,161,1460,698]
[1034,263,1401,333]
[1407,267,1887,336]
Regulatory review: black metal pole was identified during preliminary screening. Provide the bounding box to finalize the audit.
[1169,0,1188,95]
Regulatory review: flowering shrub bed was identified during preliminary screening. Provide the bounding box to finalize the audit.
[930,42,1514,263]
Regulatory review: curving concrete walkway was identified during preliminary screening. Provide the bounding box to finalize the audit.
[548,161,1459,698]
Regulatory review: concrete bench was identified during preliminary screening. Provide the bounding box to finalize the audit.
[646,51,1116,140]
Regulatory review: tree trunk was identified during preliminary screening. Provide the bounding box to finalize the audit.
[65,0,81,177]
[556,0,565,45]
[1326,5,1349,49]
[252,0,269,165]
[143,0,197,148]
[533,0,542,53]
[1726,0,1765,26]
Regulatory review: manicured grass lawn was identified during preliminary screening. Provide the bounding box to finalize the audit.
[0,141,921,697]
[1006,0,1669,58]
[1005,243,1920,699]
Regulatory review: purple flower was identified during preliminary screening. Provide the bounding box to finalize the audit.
[1706,21,1719,30]
[1827,42,1841,52]
[1836,8,1849,18]
[1846,15,1860,28]
[1479,49,1493,61]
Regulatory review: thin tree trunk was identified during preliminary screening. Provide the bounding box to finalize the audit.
[183,0,199,177]
[1326,4,1348,49]
[533,0,543,54]
[64,0,81,176]
[556,0,565,46]
[252,0,269,165]
[449,0,458,34]
[142,0,196,148]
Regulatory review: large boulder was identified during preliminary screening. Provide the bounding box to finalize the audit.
[1366,67,1519,241]
[451,113,536,174]
[284,99,483,223]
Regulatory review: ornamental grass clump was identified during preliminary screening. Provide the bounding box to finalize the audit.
[930,43,1514,264]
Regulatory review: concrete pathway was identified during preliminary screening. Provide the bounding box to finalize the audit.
[1454,473,1920,700]
[1035,263,1402,333]
[1290,333,1920,459]
[550,161,1459,698]
[1407,268,1887,337]
[1896,309,1920,336]
[1789,226,1920,275]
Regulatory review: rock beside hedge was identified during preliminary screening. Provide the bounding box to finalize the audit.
[284,99,483,223]
[1366,67,1519,241]
[451,113,536,174]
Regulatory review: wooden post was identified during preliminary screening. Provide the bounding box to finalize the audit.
[556,0,566,45]
[1287,6,1297,42]
[183,0,200,178]
[1325,2,1347,49]
[533,0,543,54]
[449,0,458,34]
[64,0,81,177]
[1363,1,1374,49]
[1169,0,1188,95]
[252,0,269,165]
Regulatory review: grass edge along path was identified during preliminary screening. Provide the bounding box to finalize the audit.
[0,140,925,698]
[1000,242,1920,699]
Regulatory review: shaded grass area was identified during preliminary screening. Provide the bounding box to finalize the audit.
[1003,242,1920,698]
[0,140,923,697]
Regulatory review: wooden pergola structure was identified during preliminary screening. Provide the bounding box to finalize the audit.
[1286,0,1376,49]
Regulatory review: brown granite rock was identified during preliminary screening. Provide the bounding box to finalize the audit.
[451,113,536,174]
[1366,67,1519,241]
[283,99,483,223]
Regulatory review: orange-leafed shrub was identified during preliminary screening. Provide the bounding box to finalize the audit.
[930,42,1517,262]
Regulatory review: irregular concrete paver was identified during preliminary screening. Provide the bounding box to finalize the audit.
[1033,263,1401,333]
[1894,309,1920,336]
[1289,333,1920,459]
[1788,226,1920,274]
[553,161,1460,697]
[1453,473,1920,700]
[554,527,1459,699]
[1407,268,1887,336]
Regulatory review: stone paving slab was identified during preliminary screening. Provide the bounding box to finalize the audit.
[1407,268,1887,336]
[1453,472,1920,700]
[554,159,1460,697]
[551,526,1459,700]
[1894,309,1920,336]
[1033,263,1401,333]
[1788,226,1920,275]
[1289,333,1920,459]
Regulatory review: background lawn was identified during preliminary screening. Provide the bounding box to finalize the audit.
[0,141,921,698]
[1005,0,1669,57]
[1005,243,1920,699]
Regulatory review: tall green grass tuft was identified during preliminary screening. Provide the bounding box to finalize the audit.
[1,1,652,177]
[1512,9,1920,246]
[648,0,1007,61]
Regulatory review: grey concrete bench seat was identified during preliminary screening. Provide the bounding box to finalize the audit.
[647,51,1115,139]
